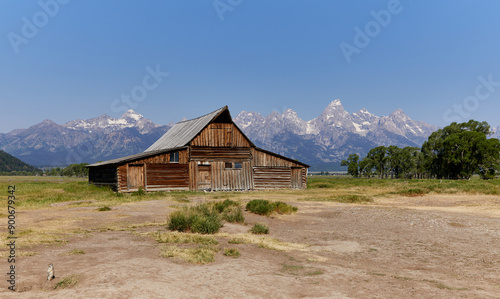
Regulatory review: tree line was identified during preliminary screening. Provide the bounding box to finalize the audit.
[341,120,500,180]
[44,163,89,177]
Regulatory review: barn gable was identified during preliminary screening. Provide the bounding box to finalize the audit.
[145,106,253,152]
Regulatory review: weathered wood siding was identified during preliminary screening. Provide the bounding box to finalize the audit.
[251,148,308,189]
[137,150,188,164]
[302,168,308,189]
[117,164,128,192]
[253,167,292,189]
[191,123,251,147]
[89,166,117,190]
[190,147,251,161]
[128,164,145,190]
[146,163,189,190]
[211,161,253,191]
[291,168,302,189]
[251,148,303,168]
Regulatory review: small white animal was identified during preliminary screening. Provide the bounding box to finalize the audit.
[47,264,55,281]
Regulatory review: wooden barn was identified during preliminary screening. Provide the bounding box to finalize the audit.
[87,106,309,192]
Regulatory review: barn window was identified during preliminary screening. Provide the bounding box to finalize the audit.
[170,152,179,163]
[225,162,232,169]
[234,162,242,169]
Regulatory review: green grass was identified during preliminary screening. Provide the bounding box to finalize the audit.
[0,176,196,210]
[307,176,500,195]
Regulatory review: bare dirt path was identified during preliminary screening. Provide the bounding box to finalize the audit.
[1,195,499,298]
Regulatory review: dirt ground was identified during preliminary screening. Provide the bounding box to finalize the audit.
[1,194,499,298]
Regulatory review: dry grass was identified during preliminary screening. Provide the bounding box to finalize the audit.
[160,245,218,264]
[217,233,309,251]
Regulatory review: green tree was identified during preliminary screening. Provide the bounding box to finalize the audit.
[421,120,499,179]
[364,146,387,178]
[341,154,360,177]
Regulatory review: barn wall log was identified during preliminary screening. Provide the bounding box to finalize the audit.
[191,123,250,147]
[146,163,189,189]
[253,167,292,189]
[190,147,251,161]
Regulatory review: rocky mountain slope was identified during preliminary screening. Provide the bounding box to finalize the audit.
[0,110,171,167]
[234,100,438,170]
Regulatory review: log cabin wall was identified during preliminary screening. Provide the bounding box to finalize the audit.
[190,123,251,148]
[88,166,118,190]
[251,148,303,168]
[117,164,127,192]
[251,148,307,189]
[189,148,253,191]
[115,149,190,192]
[210,161,252,191]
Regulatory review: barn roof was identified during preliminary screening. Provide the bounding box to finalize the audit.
[87,147,186,167]
[145,106,253,152]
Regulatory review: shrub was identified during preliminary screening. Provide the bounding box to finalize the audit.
[250,223,269,234]
[168,209,193,232]
[246,200,274,215]
[246,200,298,216]
[223,248,240,257]
[97,206,111,211]
[213,199,240,213]
[167,204,222,234]
[190,212,222,234]
[222,205,245,223]
[274,201,298,214]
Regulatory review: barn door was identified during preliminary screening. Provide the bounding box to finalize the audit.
[291,168,302,189]
[197,165,212,190]
[128,164,145,190]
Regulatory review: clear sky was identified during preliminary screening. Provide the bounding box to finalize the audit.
[1,0,500,133]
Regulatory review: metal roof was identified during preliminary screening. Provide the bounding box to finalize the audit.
[87,147,186,167]
[144,106,227,152]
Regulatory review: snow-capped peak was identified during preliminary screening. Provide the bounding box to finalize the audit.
[121,109,144,121]
[328,99,342,107]
[63,109,158,134]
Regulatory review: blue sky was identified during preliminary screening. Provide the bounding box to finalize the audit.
[1,0,500,133]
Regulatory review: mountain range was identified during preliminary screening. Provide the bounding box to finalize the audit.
[1,100,498,171]
[0,110,172,168]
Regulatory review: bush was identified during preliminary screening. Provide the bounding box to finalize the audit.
[246,199,274,215]
[213,199,240,213]
[274,201,298,214]
[167,204,223,234]
[223,248,240,257]
[250,223,269,234]
[246,200,297,216]
[222,205,245,223]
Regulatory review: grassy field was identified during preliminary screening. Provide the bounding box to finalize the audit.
[1,175,500,211]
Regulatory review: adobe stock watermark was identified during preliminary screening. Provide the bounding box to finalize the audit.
[110,65,169,114]
[213,0,243,21]
[339,0,403,63]
[443,74,500,123]
[7,0,71,54]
